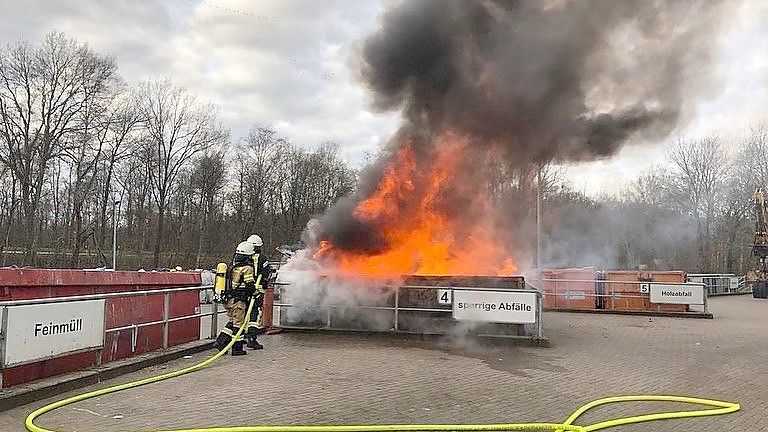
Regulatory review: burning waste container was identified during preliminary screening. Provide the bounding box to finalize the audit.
[274,272,541,341]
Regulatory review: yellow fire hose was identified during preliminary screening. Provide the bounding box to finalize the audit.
[25,281,740,432]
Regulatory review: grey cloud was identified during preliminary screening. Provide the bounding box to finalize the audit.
[2,0,767,190]
[0,0,392,158]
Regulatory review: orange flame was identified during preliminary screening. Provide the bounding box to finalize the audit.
[314,135,517,277]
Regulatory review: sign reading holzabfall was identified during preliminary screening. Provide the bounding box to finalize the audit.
[2,300,105,366]
[452,290,537,324]
[649,284,705,305]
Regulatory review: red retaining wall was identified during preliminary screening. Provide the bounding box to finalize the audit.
[0,269,201,387]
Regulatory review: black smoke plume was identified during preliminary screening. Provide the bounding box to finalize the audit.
[310,0,738,260]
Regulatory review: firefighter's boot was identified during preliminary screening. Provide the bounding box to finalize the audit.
[247,338,263,350]
[246,328,263,350]
[214,332,230,351]
[231,341,247,356]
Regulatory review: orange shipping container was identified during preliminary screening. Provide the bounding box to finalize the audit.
[645,271,688,313]
[542,267,597,310]
[603,271,688,312]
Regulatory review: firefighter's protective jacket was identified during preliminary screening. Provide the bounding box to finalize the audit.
[252,253,271,293]
[226,263,256,301]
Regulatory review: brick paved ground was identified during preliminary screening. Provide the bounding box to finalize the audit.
[2,295,766,431]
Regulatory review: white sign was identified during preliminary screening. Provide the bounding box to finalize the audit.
[729,277,739,290]
[639,283,650,294]
[2,300,105,366]
[437,289,452,305]
[452,290,537,324]
[649,284,704,305]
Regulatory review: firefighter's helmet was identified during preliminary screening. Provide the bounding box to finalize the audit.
[236,241,255,256]
[247,234,263,247]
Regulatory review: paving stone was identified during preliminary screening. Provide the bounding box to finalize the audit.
[1,295,765,431]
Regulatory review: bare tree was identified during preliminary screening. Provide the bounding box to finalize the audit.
[137,79,228,268]
[275,142,355,241]
[96,91,143,248]
[624,166,675,208]
[738,125,768,189]
[0,32,118,263]
[0,164,17,264]
[666,136,729,272]
[239,126,289,242]
[115,149,152,254]
[716,125,768,272]
[486,160,536,203]
[63,77,130,267]
[190,150,227,267]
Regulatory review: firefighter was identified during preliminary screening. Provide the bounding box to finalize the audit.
[214,241,258,356]
[244,234,272,349]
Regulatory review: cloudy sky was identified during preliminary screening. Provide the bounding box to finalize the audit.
[1,0,767,195]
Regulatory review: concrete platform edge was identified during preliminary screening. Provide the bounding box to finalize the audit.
[0,339,214,412]
[279,327,551,347]
[708,291,752,297]
[544,308,714,319]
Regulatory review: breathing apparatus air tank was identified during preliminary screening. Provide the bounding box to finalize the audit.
[214,262,228,297]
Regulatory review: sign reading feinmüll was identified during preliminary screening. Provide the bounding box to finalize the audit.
[2,300,105,367]
[34,318,84,337]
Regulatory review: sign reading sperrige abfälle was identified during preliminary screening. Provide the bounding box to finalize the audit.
[452,290,537,323]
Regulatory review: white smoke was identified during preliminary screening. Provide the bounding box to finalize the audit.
[276,248,400,330]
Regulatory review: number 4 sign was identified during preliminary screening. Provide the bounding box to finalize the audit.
[437,289,452,305]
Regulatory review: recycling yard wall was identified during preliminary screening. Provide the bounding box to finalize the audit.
[0,269,201,388]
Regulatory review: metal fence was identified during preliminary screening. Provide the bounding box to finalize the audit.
[687,273,748,295]
[0,285,221,367]
[527,278,708,314]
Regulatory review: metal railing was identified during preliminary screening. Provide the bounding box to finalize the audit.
[527,278,708,314]
[273,284,544,340]
[687,273,749,295]
[0,284,224,366]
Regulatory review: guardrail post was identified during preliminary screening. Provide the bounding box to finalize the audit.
[162,292,170,349]
[393,286,399,331]
[703,283,709,315]
[97,304,106,367]
[210,298,219,339]
[610,282,615,310]
[1,307,8,376]
[536,292,543,339]
[131,324,138,352]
